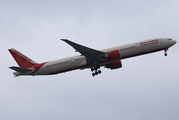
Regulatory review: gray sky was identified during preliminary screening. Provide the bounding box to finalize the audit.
[0,0,179,120]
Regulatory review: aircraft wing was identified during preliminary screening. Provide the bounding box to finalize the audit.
[61,39,106,60]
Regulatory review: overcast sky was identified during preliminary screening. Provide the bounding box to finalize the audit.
[0,0,179,120]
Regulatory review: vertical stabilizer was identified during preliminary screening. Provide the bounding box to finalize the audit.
[9,48,38,68]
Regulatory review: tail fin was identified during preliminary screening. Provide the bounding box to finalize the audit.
[8,48,38,68]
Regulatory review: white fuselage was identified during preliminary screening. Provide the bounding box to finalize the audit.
[13,38,176,76]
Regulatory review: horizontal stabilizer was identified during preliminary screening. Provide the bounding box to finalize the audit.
[9,66,34,73]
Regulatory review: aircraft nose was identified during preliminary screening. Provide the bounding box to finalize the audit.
[172,40,177,45]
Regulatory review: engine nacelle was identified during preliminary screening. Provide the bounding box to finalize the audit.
[105,60,122,70]
[107,50,120,60]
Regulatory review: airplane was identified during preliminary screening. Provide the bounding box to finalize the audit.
[9,38,176,77]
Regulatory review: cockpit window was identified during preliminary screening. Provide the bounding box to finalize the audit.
[167,38,172,40]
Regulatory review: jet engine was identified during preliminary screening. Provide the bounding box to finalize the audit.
[107,50,120,60]
[104,50,122,69]
[105,60,122,70]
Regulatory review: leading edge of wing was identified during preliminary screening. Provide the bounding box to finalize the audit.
[61,39,106,59]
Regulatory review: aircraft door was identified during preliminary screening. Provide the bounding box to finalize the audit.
[70,58,75,63]
[136,43,140,49]
[158,39,163,44]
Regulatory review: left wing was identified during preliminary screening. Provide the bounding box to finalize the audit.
[61,39,106,60]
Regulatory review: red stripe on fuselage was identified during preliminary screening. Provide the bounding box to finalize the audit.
[46,47,167,75]
[121,47,166,59]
